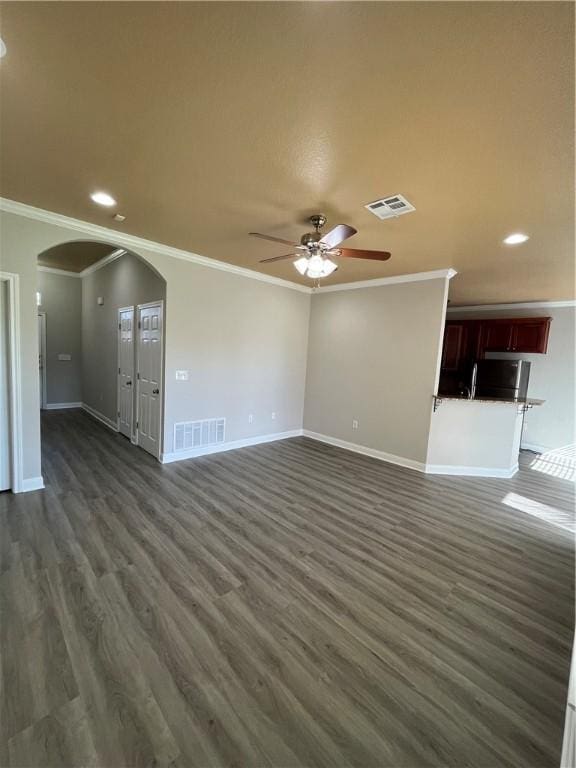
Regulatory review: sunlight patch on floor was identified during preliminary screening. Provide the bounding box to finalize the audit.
[528,444,576,482]
[503,492,575,532]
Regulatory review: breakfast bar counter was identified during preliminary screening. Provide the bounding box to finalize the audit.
[426,396,544,477]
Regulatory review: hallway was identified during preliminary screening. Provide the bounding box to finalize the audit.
[1,409,574,767]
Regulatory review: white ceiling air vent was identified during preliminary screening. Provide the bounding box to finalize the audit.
[174,417,225,452]
[365,194,416,220]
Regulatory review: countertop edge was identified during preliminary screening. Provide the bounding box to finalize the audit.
[433,395,545,406]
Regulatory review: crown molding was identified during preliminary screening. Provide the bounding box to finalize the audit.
[314,268,457,294]
[0,197,311,294]
[3,198,459,296]
[37,265,81,278]
[447,299,576,313]
[80,248,125,277]
[37,249,126,279]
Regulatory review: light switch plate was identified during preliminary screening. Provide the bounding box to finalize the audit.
[58,353,72,361]
[175,370,189,381]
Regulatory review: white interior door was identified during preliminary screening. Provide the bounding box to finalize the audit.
[0,282,11,491]
[136,302,163,458]
[117,307,134,439]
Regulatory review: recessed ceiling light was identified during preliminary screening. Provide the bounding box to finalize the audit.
[503,233,529,245]
[0,38,6,58]
[90,191,116,207]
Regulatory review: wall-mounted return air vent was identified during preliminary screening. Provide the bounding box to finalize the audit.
[174,418,225,452]
[365,194,415,220]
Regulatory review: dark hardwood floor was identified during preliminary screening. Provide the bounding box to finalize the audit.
[1,409,574,767]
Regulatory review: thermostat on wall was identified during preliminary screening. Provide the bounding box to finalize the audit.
[97,296,104,305]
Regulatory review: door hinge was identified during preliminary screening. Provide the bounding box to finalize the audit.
[117,411,120,417]
[138,321,141,329]
[137,372,140,380]
[118,367,121,374]
[119,322,121,330]
[136,420,139,429]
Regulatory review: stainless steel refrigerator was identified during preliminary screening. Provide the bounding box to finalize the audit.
[471,359,531,401]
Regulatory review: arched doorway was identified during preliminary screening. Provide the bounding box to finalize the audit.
[37,240,167,460]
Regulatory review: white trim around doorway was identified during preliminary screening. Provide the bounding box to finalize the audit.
[0,272,28,493]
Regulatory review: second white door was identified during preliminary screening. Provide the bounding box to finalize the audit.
[136,302,163,458]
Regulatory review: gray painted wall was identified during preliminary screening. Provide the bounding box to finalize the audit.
[303,278,449,464]
[146,254,310,455]
[81,251,165,424]
[37,271,82,405]
[448,305,576,451]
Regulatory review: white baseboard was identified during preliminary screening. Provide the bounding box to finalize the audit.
[82,403,119,432]
[302,430,426,472]
[425,463,519,479]
[19,476,45,492]
[161,429,303,464]
[45,402,82,410]
[302,429,519,478]
[520,442,549,454]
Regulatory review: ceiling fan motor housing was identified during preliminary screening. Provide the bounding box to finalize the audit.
[302,214,329,247]
[309,214,327,230]
[301,231,323,247]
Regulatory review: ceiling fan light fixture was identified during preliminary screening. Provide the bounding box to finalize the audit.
[320,258,338,277]
[294,257,309,275]
[294,255,338,279]
[257,214,391,275]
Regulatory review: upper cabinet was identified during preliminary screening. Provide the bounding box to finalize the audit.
[478,318,551,354]
[441,324,465,371]
[440,316,551,374]
[480,321,514,353]
[510,318,551,353]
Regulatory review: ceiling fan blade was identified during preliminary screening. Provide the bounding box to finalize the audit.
[249,232,299,247]
[338,248,391,261]
[320,224,357,248]
[259,253,300,264]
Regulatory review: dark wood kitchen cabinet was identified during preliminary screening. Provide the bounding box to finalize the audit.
[441,324,465,371]
[439,320,480,394]
[510,318,551,353]
[439,316,551,394]
[441,320,482,372]
[479,321,514,353]
[478,317,551,354]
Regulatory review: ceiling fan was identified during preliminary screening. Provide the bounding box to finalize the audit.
[249,214,391,280]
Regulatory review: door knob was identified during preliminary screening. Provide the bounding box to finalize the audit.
[152,388,159,394]
[126,380,132,386]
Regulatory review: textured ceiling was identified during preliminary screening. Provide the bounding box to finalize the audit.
[38,241,117,272]
[0,2,573,304]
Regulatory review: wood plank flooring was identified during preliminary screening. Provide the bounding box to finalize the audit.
[1,409,574,767]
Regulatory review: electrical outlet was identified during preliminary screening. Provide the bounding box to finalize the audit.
[271,412,276,420]
[352,419,359,430]
[248,414,254,424]
[175,370,189,381]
